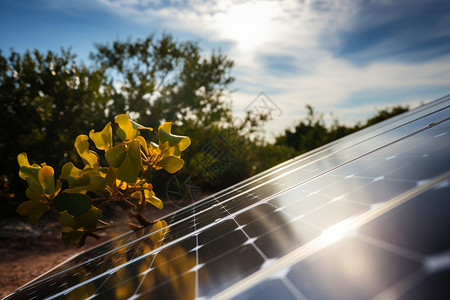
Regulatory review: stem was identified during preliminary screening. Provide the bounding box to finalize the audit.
[133,212,151,227]
[87,232,101,240]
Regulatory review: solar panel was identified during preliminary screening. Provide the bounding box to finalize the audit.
[4,94,450,300]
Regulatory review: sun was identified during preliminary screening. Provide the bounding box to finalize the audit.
[218,1,281,51]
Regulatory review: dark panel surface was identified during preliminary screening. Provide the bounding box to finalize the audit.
[233,178,450,300]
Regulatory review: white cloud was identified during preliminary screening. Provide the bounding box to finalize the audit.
[48,0,450,136]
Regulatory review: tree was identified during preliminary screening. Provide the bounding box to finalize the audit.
[90,34,235,129]
[275,105,330,153]
[90,34,270,193]
[363,105,409,128]
[275,104,410,155]
[0,48,112,215]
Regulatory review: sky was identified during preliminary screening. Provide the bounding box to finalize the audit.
[1,0,450,140]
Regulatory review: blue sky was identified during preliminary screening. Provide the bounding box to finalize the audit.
[1,0,450,139]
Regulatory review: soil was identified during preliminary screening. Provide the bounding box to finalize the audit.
[0,204,180,298]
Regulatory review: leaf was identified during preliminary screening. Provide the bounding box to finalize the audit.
[60,206,101,231]
[25,188,46,201]
[158,122,191,151]
[61,163,106,194]
[59,211,76,229]
[86,171,107,194]
[129,118,153,132]
[38,165,56,197]
[135,136,148,155]
[105,140,141,183]
[145,191,163,209]
[105,167,117,189]
[17,200,50,225]
[105,143,126,168]
[74,135,98,168]
[74,206,102,230]
[17,152,30,167]
[156,156,184,174]
[131,191,143,202]
[115,114,138,141]
[19,165,42,193]
[52,192,92,216]
[89,122,113,150]
[60,162,88,188]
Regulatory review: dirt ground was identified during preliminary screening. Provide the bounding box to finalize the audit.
[0,204,180,298]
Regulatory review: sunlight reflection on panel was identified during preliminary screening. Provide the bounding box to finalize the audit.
[319,218,357,246]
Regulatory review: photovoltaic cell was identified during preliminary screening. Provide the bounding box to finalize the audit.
[4,95,450,300]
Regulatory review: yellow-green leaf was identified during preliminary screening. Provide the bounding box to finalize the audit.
[130,118,153,132]
[115,114,138,141]
[25,188,45,201]
[74,206,102,230]
[155,156,184,173]
[158,122,191,151]
[60,162,89,189]
[60,162,82,179]
[159,122,172,133]
[17,152,30,168]
[60,206,101,231]
[83,169,107,194]
[59,211,76,229]
[17,200,50,225]
[105,167,117,189]
[105,140,141,183]
[131,191,142,202]
[38,165,55,197]
[74,135,98,168]
[19,165,42,193]
[144,189,163,209]
[89,122,113,150]
[135,136,148,155]
[105,143,126,168]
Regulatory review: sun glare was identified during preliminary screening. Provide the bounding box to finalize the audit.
[319,218,356,246]
[218,1,280,51]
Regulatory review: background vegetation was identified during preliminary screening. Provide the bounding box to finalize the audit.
[0,34,409,217]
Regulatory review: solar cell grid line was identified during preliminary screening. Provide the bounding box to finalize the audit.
[216,172,450,300]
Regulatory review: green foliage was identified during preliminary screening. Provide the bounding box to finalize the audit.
[0,48,113,219]
[275,104,410,154]
[91,34,236,130]
[17,115,190,247]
